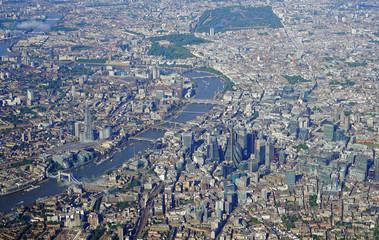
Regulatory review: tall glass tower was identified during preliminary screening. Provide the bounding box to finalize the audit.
[206,134,220,162]
[182,132,193,153]
[323,124,335,141]
[84,101,94,141]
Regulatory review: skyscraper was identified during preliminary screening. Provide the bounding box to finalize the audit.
[247,130,256,157]
[75,122,81,138]
[323,124,335,141]
[265,140,274,169]
[289,120,299,138]
[255,139,266,166]
[299,128,309,141]
[355,153,368,181]
[156,90,164,100]
[182,132,193,153]
[210,28,215,36]
[27,89,34,106]
[224,129,243,168]
[342,114,350,131]
[224,136,233,161]
[206,134,220,162]
[286,169,296,186]
[83,101,94,141]
[71,86,76,97]
[49,48,54,60]
[27,89,34,101]
[236,128,247,159]
[279,150,286,164]
[249,157,259,172]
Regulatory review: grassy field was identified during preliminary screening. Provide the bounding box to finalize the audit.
[282,75,311,85]
[148,34,210,59]
[196,6,283,33]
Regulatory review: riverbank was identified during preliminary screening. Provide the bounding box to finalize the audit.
[0,176,47,196]
[0,70,224,214]
[195,67,235,93]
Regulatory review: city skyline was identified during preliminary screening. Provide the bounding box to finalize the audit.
[0,0,377,239]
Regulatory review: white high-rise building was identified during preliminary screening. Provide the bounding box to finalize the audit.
[210,28,215,36]
[71,86,76,97]
[27,89,34,101]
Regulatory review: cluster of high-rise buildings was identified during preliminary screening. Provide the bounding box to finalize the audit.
[0,0,377,239]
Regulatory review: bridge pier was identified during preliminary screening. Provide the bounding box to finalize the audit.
[57,171,72,182]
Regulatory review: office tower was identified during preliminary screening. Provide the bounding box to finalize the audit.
[376,157,379,182]
[262,189,268,201]
[296,49,302,59]
[75,122,81,138]
[182,131,193,153]
[333,108,340,123]
[216,200,224,212]
[279,150,286,164]
[236,128,247,159]
[27,89,34,101]
[343,114,350,131]
[247,130,256,157]
[224,130,244,168]
[238,160,249,171]
[71,86,76,97]
[225,192,237,209]
[257,130,265,139]
[237,190,247,204]
[289,120,299,138]
[49,48,54,60]
[233,143,244,169]
[26,89,34,106]
[334,129,345,141]
[224,135,233,161]
[317,152,335,166]
[286,170,296,186]
[265,140,274,169]
[225,128,236,161]
[255,139,265,166]
[152,66,160,79]
[99,127,112,140]
[210,28,215,36]
[221,163,233,178]
[176,79,183,98]
[68,121,75,135]
[299,128,309,141]
[323,124,335,141]
[299,117,309,129]
[117,226,123,240]
[216,207,222,219]
[156,90,164,100]
[346,153,355,163]
[83,101,94,141]
[249,157,259,172]
[355,153,368,181]
[206,133,220,162]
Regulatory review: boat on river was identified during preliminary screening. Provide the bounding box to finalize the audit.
[25,185,40,192]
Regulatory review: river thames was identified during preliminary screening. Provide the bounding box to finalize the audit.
[0,70,224,213]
